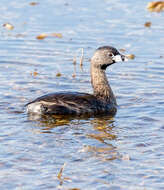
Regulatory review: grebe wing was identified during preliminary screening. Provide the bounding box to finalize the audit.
[26,92,107,115]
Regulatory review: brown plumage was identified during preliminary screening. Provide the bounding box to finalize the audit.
[26,46,127,116]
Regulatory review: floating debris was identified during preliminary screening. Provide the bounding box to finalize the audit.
[56,72,62,77]
[72,56,77,77]
[126,54,135,60]
[57,163,72,189]
[73,56,77,65]
[50,33,62,38]
[144,21,152,27]
[80,48,84,67]
[3,23,14,30]
[147,1,164,12]
[57,163,66,180]
[72,73,76,78]
[30,71,39,77]
[36,33,62,40]
[36,33,48,40]
[29,2,39,6]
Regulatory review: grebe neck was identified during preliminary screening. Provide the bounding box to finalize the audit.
[91,64,116,105]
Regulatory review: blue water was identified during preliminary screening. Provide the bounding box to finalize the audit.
[0,0,164,189]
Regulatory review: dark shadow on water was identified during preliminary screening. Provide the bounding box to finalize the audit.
[26,113,116,129]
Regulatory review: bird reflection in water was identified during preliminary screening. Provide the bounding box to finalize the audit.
[83,116,119,161]
[28,114,119,161]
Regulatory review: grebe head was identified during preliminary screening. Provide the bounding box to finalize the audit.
[91,46,127,70]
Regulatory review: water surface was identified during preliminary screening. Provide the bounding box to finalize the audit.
[0,0,164,189]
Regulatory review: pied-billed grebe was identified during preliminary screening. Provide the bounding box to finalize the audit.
[26,46,127,116]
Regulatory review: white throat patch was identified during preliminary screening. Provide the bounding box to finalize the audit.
[112,55,128,62]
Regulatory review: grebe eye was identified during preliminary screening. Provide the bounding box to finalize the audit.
[108,52,114,57]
